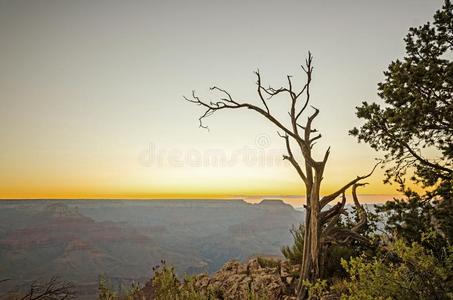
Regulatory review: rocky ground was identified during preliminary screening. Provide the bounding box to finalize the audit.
[141,257,300,300]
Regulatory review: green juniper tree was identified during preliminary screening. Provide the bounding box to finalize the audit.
[350,0,453,248]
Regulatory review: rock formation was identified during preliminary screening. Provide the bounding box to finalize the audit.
[141,257,300,300]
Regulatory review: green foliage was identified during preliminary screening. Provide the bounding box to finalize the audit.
[376,192,450,256]
[122,282,142,300]
[98,276,117,300]
[337,239,453,300]
[350,0,453,219]
[151,264,181,300]
[256,256,280,269]
[98,276,142,300]
[350,0,453,186]
[301,279,328,300]
[322,245,355,279]
[281,224,305,265]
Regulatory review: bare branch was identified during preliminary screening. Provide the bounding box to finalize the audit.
[286,75,296,99]
[320,198,345,225]
[350,182,368,232]
[296,52,313,121]
[304,106,320,143]
[321,183,370,246]
[184,89,299,139]
[210,86,239,105]
[320,162,379,208]
[322,193,346,235]
[279,132,308,183]
[297,124,317,133]
[382,124,453,175]
[255,70,270,114]
[329,227,370,245]
[309,133,322,144]
[322,147,330,165]
[20,277,75,300]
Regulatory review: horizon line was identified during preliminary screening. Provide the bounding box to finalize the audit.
[0,194,401,200]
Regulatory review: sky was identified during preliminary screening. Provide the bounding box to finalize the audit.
[0,0,443,200]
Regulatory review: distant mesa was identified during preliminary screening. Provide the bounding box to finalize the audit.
[258,199,287,206]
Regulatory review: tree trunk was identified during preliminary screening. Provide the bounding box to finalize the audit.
[297,172,322,299]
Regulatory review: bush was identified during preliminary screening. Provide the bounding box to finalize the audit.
[337,239,453,299]
[98,275,142,300]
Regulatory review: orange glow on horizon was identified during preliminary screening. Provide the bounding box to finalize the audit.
[0,186,408,201]
[0,160,420,202]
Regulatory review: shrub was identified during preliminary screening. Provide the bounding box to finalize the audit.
[337,239,453,299]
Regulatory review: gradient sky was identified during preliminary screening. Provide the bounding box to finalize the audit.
[0,0,442,199]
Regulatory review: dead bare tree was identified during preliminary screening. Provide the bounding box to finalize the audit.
[18,276,75,300]
[184,52,377,299]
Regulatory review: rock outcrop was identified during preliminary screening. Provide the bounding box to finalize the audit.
[142,257,300,300]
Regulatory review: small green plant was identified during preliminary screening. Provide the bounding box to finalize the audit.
[152,263,181,300]
[281,224,304,265]
[123,282,142,300]
[98,276,143,300]
[301,279,328,300]
[98,275,117,300]
[256,256,280,269]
